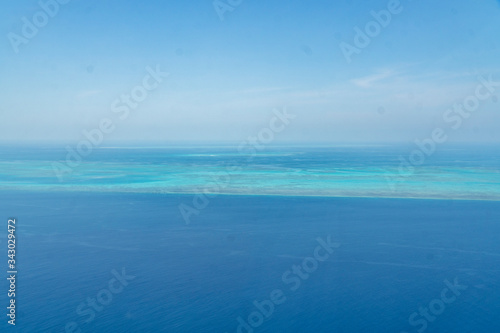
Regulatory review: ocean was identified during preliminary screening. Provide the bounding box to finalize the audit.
[0,145,499,332]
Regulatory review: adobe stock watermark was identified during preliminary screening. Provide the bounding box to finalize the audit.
[339,0,404,63]
[52,65,168,182]
[178,107,296,225]
[226,235,340,333]
[213,0,243,21]
[64,268,136,333]
[400,277,468,333]
[7,0,72,54]
[385,74,500,191]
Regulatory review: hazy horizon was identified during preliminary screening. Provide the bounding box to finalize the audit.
[2,0,500,144]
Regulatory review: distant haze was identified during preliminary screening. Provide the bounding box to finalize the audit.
[1,0,499,144]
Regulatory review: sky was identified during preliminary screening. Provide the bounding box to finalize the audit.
[1,0,499,145]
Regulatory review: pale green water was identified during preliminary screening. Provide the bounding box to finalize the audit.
[1,146,499,200]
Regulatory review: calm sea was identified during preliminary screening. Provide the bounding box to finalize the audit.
[0,145,499,332]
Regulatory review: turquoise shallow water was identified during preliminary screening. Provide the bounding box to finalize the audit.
[1,146,500,332]
[1,145,499,200]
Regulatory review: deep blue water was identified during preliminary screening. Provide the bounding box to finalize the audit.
[0,146,499,332]
[1,191,499,332]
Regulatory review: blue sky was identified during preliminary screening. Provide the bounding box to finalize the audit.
[1,0,499,144]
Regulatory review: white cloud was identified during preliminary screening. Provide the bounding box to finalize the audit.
[350,69,398,88]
